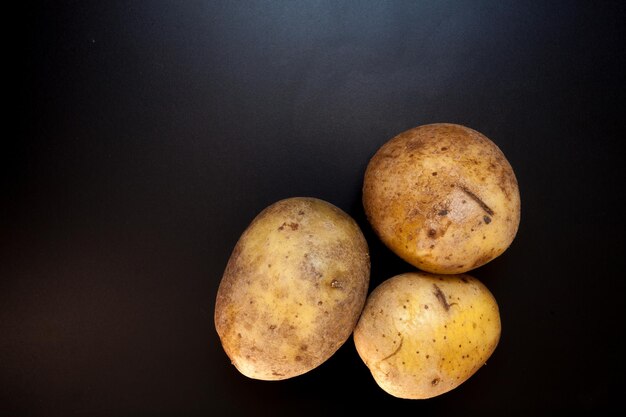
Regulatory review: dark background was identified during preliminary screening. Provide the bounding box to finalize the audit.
[2,1,625,415]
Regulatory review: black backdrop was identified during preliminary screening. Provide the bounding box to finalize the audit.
[3,1,625,415]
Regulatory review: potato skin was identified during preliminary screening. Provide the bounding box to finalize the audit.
[353,272,501,399]
[215,197,370,380]
[363,123,520,274]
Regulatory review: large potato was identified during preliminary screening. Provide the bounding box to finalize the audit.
[353,272,501,399]
[363,123,520,274]
[215,197,370,380]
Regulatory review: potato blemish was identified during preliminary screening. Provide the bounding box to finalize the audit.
[353,272,501,399]
[433,284,451,311]
[362,123,520,274]
[215,197,370,381]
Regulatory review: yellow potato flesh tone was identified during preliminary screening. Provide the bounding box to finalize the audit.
[353,272,500,399]
[215,197,370,380]
[363,123,521,274]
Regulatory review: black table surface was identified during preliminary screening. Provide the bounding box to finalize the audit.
[3,1,624,415]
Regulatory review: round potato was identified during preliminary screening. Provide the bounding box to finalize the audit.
[215,197,370,380]
[363,123,520,274]
[353,272,501,399]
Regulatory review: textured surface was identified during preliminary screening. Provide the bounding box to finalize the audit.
[363,123,520,273]
[215,198,370,380]
[354,272,500,399]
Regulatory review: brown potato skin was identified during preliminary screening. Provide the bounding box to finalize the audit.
[353,272,501,399]
[363,123,520,274]
[214,197,370,380]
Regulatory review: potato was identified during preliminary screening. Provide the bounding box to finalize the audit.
[353,272,501,399]
[363,123,520,274]
[214,197,370,380]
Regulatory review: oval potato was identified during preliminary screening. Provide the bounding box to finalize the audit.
[363,123,520,274]
[215,197,370,380]
[353,272,501,399]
